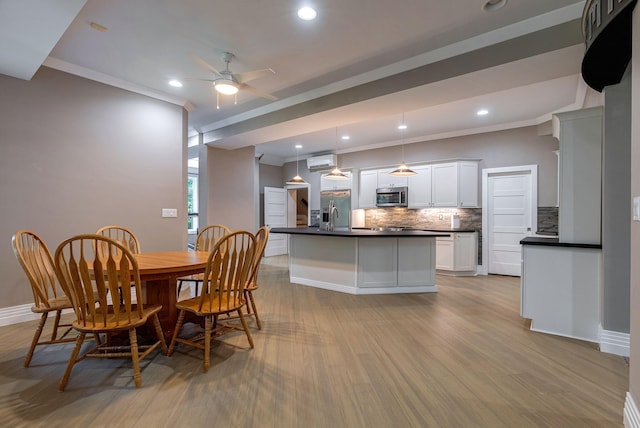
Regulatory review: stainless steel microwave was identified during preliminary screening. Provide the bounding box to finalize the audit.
[376,187,408,207]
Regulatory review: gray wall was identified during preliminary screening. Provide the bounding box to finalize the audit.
[0,67,187,309]
[283,125,560,208]
[602,69,631,334]
[206,145,257,231]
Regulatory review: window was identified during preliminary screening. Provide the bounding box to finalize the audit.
[187,174,199,234]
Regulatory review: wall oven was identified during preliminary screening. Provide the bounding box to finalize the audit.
[376,187,408,207]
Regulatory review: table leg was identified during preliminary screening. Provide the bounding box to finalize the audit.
[141,276,178,341]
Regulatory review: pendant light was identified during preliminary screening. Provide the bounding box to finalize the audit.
[324,128,349,180]
[286,145,307,185]
[390,113,417,176]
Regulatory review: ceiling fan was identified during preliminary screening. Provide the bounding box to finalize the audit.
[190,51,277,104]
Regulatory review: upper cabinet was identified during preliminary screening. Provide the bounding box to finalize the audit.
[358,170,378,208]
[377,168,408,188]
[320,171,352,191]
[407,165,433,208]
[553,107,602,244]
[407,161,478,208]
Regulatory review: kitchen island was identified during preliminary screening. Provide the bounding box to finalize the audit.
[270,227,449,295]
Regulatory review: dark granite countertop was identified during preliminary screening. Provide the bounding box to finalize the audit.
[270,227,450,238]
[520,236,602,249]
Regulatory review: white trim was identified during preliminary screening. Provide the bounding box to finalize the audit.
[599,326,630,357]
[625,392,640,428]
[0,304,39,327]
[481,165,538,276]
[290,277,437,295]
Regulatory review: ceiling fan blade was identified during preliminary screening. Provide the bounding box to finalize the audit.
[233,68,275,84]
[239,83,278,101]
[189,53,223,77]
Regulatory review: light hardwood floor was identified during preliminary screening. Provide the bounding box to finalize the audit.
[0,256,628,427]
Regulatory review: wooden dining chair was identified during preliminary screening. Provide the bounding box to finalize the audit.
[220,226,269,329]
[96,225,140,303]
[168,230,256,372]
[96,225,141,255]
[54,234,167,391]
[11,230,77,367]
[177,224,231,297]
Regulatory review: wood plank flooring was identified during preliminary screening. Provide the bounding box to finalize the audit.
[0,256,628,427]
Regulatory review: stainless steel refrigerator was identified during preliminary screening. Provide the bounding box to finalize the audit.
[320,190,351,230]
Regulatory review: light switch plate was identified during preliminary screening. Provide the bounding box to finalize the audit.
[634,197,640,221]
[162,208,178,218]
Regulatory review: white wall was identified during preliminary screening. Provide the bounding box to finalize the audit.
[0,67,187,308]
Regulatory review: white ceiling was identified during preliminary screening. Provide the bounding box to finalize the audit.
[1,0,590,164]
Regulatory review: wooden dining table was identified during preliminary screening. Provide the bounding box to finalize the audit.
[134,251,210,339]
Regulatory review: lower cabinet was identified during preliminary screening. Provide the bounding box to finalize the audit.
[520,243,601,342]
[435,232,477,275]
[357,237,436,288]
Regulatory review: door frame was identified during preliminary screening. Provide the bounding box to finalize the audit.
[481,165,537,275]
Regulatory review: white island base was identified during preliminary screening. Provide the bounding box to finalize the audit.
[288,234,438,295]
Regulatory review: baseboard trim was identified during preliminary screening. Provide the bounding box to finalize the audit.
[625,392,640,428]
[600,327,630,357]
[0,303,39,327]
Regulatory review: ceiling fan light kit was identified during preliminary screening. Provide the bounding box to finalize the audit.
[213,80,239,95]
[189,51,277,107]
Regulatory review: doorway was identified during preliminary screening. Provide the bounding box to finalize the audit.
[482,165,537,276]
[287,185,310,228]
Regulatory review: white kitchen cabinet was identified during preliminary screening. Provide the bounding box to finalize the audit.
[377,168,408,188]
[436,232,477,275]
[521,243,601,342]
[457,161,479,207]
[321,171,352,190]
[553,107,602,244]
[432,163,458,207]
[407,164,432,208]
[358,170,378,208]
[410,161,478,208]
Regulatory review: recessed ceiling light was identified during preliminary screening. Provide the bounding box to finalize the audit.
[168,79,183,88]
[295,144,303,149]
[341,135,350,140]
[397,124,408,130]
[483,0,507,12]
[477,109,489,116]
[297,6,317,20]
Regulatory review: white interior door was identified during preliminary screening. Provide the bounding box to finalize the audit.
[484,166,537,276]
[264,187,288,257]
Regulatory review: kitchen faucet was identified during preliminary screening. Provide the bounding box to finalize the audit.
[326,199,339,231]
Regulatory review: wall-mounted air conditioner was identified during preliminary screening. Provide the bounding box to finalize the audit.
[306,154,337,171]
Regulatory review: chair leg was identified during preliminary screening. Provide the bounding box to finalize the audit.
[24,313,47,367]
[59,332,86,391]
[237,309,254,349]
[151,313,168,355]
[129,328,142,388]
[168,310,186,356]
[51,310,62,341]
[177,279,184,297]
[247,290,261,330]
[204,316,212,372]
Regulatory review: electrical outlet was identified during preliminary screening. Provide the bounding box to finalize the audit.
[162,208,177,218]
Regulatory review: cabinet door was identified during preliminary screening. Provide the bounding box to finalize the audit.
[435,236,454,270]
[358,170,378,208]
[357,238,398,287]
[398,238,435,286]
[432,163,458,207]
[454,233,477,271]
[377,168,408,188]
[458,162,478,207]
[321,171,352,190]
[407,164,432,208]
